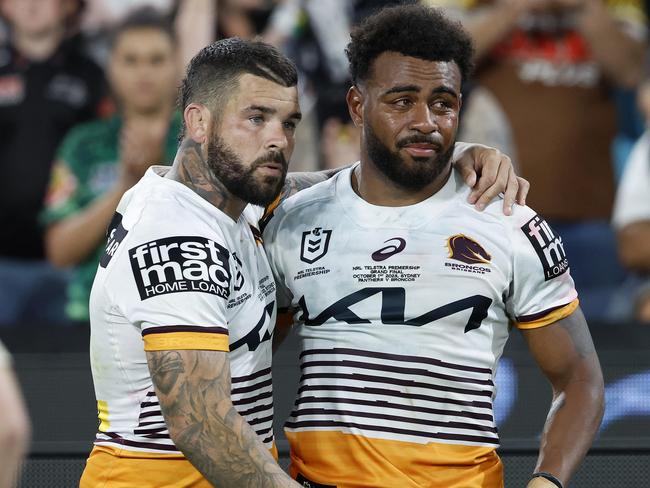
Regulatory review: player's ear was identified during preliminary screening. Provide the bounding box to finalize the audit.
[184,103,210,144]
[347,85,364,128]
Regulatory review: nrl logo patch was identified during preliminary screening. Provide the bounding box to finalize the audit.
[300,227,332,264]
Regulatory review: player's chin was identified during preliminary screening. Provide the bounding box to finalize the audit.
[257,175,284,200]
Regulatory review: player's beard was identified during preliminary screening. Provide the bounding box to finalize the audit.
[364,123,455,191]
[206,135,288,207]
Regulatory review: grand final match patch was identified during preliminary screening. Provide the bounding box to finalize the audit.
[129,236,231,300]
[521,215,569,281]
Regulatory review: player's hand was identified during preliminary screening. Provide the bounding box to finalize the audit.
[526,476,563,487]
[454,143,529,215]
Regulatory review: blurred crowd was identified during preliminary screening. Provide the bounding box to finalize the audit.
[0,0,649,328]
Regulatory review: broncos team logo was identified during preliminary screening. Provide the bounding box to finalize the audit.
[446,234,491,265]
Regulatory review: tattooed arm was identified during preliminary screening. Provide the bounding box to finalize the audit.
[279,144,529,212]
[280,167,348,200]
[146,350,299,488]
[521,308,604,487]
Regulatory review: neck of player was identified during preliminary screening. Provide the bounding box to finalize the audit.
[353,154,452,207]
[166,139,247,221]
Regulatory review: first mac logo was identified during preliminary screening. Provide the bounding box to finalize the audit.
[129,236,231,300]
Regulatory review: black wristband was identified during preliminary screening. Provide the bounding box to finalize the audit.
[531,472,564,488]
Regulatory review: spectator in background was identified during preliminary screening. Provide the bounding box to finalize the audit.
[613,78,650,323]
[0,340,30,488]
[429,0,647,320]
[42,8,181,324]
[81,0,214,78]
[0,0,105,326]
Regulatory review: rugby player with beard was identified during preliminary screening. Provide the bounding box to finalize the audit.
[82,36,527,487]
[263,6,604,488]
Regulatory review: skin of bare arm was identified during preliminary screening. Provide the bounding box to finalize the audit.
[147,349,299,488]
[45,174,130,267]
[462,0,646,88]
[617,221,650,272]
[278,142,529,210]
[521,308,604,487]
[461,0,533,60]
[574,0,646,88]
[174,0,216,81]
[0,365,30,488]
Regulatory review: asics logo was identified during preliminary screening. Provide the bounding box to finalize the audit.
[371,238,406,262]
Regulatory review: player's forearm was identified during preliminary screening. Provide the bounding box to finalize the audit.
[617,222,650,272]
[535,360,604,484]
[148,350,298,488]
[282,166,350,199]
[577,1,646,87]
[174,402,296,487]
[462,5,522,60]
[175,0,216,78]
[0,368,30,488]
[45,184,127,267]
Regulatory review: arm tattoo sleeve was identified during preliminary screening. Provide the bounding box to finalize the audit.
[281,167,349,200]
[147,350,295,488]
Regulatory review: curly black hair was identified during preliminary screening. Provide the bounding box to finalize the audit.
[346,4,474,85]
[178,38,298,138]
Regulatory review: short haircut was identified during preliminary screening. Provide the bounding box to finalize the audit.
[178,38,298,137]
[109,6,175,49]
[346,5,474,85]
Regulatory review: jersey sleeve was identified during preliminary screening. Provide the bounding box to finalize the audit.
[507,207,579,329]
[261,208,294,312]
[110,208,234,353]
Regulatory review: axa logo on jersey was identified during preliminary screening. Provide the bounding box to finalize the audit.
[129,236,231,300]
[522,215,569,281]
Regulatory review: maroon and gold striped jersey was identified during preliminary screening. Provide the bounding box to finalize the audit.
[264,165,578,488]
[87,167,275,458]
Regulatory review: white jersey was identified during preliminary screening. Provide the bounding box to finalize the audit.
[263,165,578,487]
[613,131,650,229]
[89,167,276,456]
